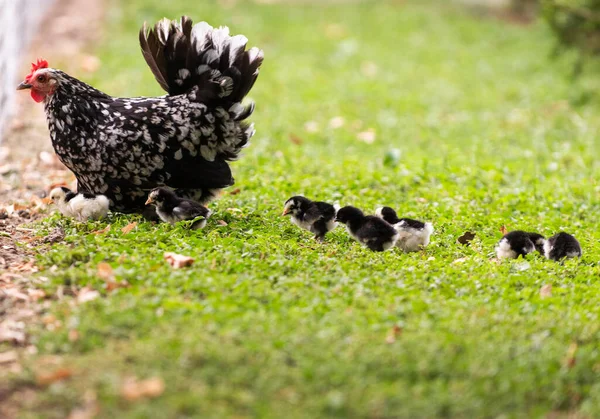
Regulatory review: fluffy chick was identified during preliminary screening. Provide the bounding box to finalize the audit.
[145,187,211,229]
[282,196,337,241]
[375,206,434,252]
[544,232,582,261]
[335,206,399,252]
[49,187,109,221]
[495,230,545,259]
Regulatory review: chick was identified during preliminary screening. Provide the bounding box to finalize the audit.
[375,206,434,252]
[145,187,211,229]
[495,230,545,259]
[49,187,109,221]
[544,232,582,261]
[335,206,399,252]
[282,196,337,242]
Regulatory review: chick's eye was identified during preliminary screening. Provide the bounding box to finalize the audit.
[37,75,47,82]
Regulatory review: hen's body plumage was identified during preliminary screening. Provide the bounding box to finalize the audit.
[24,17,263,213]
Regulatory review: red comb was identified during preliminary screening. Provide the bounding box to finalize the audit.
[25,59,49,82]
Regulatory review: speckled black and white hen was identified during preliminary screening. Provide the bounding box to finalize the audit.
[282,196,337,242]
[375,206,433,252]
[335,206,399,252]
[17,17,263,213]
[544,232,582,261]
[495,230,545,259]
[145,187,211,229]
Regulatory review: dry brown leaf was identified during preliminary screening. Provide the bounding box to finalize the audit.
[121,376,165,401]
[0,350,18,364]
[77,287,100,304]
[385,325,402,344]
[500,225,508,236]
[229,188,241,195]
[164,252,194,269]
[97,263,115,282]
[540,284,552,299]
[304,121,319,133]
[121,222,138,234]
[68,329,80,342]
[92,224,111,235]
[564,342,578,368]
[357,129,376,144]
[457,231,476,246]
[289,133,303,145]
[217,220,228,226]
[36,367,73,386]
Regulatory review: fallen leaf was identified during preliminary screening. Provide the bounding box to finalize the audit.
[457,231,476,245]
[121,222,138,234]
[304,121,319,133]
[357,129,376,144]
[77,287,100,304]
[540,284,552,299]
[97,263,115,282]
[217,220,228,226]
[121,376,165,401]
[0,327,25,344]
[564,342,578,368]
[385,325,402,344]
[164,252,194,269]
[289,133,303,145]
[36,367,73,386]
[499,225,508,236]
[68,329,80,342]
[92,224,111,235]
[0,350,18,364]
[229,188,241,195]
[329,117,345,129]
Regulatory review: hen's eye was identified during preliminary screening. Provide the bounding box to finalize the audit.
[37,75,47,82]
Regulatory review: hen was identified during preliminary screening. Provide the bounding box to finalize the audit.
[17,17,264,213]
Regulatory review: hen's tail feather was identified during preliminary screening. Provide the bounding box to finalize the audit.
[139,16,263,106]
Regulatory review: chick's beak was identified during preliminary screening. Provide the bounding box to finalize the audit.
[145,197,153,205]
[282,208,291,216]
[17,81,32,90]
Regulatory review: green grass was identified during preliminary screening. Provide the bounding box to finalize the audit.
[10,0,600,417]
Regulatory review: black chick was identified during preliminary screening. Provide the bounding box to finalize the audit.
[282,196,337,242]
[495,230,545,259]
[544,232,582,261]
[335,206,399,252]
[145,187,211,229]
[375,206,434,252]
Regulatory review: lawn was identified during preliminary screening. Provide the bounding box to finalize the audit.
[9,0,600,417]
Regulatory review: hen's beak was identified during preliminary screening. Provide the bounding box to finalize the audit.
[145,197,153,205]
[16,81,32,90]
[282,208,291,216]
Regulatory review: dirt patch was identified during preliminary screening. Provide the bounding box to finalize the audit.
[0,0,105,417]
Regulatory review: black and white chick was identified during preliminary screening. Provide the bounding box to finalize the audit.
[495,230,545,259]
[145,187,211,229]
[49,187,110,221]
[375,206,434,252]
[282,196,338,242]
[335,206,399,252]
[544,232,582,261]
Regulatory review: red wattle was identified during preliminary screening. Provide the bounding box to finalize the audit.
[30,90,45,103]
